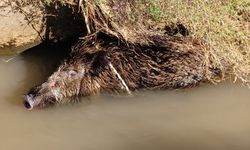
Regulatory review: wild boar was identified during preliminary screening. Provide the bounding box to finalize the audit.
[23,33,207,109]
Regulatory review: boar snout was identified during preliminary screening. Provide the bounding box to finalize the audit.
[23,95,34,110]
[23,94,41,110]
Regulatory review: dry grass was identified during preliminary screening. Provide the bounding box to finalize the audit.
[71,0,250,84]
[106,0,249,83]
[14,0,249,84]
[156,0,250,84]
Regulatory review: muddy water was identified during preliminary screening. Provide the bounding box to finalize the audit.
[0,47,250,150]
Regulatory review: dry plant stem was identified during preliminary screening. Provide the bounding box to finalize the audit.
[109,63,132,95]
[79,0,91,34]
[1,56,16,63]
[74,0,250,86]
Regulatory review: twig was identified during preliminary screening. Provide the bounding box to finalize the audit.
[78,28,104,39]
[1,56,16,63]
[109,63,131,95]
[79,0,91,34]
[78,0,83,11]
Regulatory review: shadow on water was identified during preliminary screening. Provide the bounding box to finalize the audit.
[4,42,71,107]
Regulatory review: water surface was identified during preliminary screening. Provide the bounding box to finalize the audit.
[0,48,250,150]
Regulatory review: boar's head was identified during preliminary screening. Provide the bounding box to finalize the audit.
[23,50,110,110]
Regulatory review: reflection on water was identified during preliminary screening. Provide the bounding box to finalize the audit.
[0,47,250,150]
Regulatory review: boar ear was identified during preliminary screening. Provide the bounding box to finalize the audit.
[90,51,111,76]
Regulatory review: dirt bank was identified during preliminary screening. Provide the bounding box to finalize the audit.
[0,0,85,55]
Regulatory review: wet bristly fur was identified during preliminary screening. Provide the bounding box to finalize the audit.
[24,1,228,109]
[26,32,215,108]
[69,32,207,95]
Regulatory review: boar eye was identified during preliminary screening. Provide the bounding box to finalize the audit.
[68,70,77,78]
